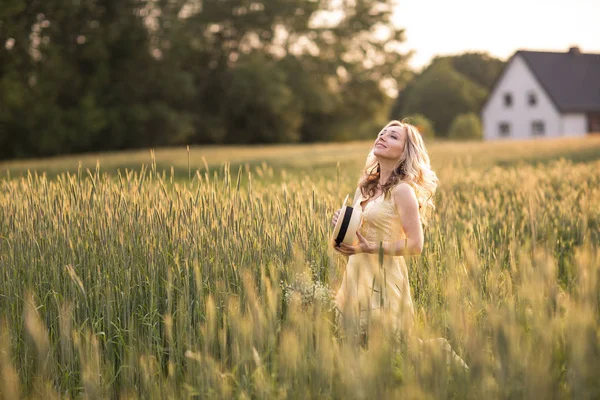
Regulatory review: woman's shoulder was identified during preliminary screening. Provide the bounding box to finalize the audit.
[391,181,415,195]
[389,181,418,205]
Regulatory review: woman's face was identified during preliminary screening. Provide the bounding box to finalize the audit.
[373,125,407,161]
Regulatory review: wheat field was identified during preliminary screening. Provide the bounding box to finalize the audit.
[1,137,599,399]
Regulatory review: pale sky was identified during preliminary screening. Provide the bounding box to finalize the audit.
[392,0,600,69]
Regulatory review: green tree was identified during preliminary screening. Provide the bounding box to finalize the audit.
[276,55,343,142]
[170,0,322,144]
[449,52,505,89]
[390,52,504,139]
[0,0,40,158]
[0,0,413,158]
[404,114,435,140]
[224,52,302,143]
[387,71,416,123]
[448,113,483,140]
[402,59,488,137]
[306,0,412,139]
[0,0,195,158]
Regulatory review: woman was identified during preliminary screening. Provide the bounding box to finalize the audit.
[332,119,467,368]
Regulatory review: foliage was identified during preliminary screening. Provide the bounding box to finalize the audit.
[224,52,302,143]
[0,0,410,159]
[447,52,506,89]
[403,114,436,140]
[401,59,488,137]
[448,113,483,140]
[392,53,504,137]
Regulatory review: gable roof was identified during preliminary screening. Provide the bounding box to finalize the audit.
[518,49,600,112]
[482,48,600,113]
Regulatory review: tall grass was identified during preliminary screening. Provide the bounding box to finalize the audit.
[0,139,599,398]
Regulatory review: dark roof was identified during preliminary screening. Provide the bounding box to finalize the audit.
[517,49,600,112]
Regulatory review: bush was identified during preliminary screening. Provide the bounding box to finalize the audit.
[448,113,483,140]
[405,114,436,140]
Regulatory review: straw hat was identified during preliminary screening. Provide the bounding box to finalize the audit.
[332,195,363,246]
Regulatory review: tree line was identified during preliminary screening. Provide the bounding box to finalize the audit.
[392,53,505,139]
[0,1,504,160]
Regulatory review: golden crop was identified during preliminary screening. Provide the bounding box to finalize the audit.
[1,137,599,398]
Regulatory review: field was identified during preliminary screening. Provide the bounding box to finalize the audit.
[1,136,600,399]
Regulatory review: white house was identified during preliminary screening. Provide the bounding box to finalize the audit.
[481,47,600,140]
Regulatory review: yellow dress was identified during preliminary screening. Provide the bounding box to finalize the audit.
[334,189,415,337]
[334,187,469,369]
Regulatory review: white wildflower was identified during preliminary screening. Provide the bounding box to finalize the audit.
[281,263,335,311]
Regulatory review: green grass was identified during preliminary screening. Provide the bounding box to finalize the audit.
[0,136,599,398]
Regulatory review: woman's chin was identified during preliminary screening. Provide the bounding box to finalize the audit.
[373,149,393,160]
[373,148,385,158]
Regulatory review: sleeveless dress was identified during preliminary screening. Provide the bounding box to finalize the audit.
[334,188,415,337]
[334,186,470,369]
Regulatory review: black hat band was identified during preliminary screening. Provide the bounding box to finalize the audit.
[335,206,355,246]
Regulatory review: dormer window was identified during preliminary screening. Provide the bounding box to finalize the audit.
[528,92,537,106]
[503,93,513,107]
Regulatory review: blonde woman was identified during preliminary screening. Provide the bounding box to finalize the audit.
[332,120,467,368]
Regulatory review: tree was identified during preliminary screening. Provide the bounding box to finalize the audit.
[402,59,488,137]
[449,52,505,89]
[0,0,414,159]
[307,0,412,139]
[390,52,505,138]
[403,114,435,140]
[224,52,302,143]
[276,55,343,142]
[0,0,196,158]
[169,0,323,144]
[448,113,483,140]
[0,0,42,158]
[387,71,416,122]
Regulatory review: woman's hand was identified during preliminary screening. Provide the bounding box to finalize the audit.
[333,232,374,256]
[331,209,342,227]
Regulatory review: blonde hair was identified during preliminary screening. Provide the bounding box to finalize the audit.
[358,119,439,226]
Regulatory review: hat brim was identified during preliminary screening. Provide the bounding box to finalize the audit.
[332,205,363,246]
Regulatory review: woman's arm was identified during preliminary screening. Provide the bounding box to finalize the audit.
[335,183,424,256]
[383,182,424,255]
[357,183,423,256]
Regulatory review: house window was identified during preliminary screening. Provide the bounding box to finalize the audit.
[589,114,600,133]
[528,92,537,106]
[503,93,513,107]
[498,122,511,137]
[531,120,545,136]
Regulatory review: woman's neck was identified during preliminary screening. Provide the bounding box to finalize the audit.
[378,159,396,185]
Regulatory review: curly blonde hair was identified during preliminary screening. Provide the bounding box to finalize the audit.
[358,119,439,226]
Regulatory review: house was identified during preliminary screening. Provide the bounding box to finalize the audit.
[481,47,600,140]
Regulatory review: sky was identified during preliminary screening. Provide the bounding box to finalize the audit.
[392,0,600,69]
